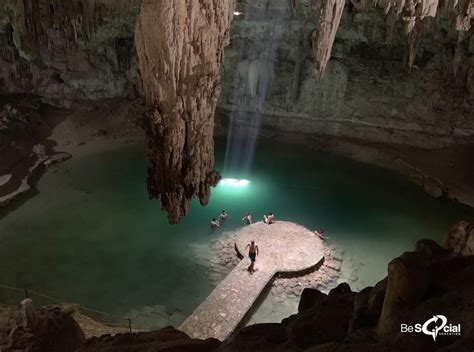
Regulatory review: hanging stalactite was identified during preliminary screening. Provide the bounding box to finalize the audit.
[312,0,345,80]
[135,0,234,224]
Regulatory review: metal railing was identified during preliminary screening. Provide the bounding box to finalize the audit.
[0,284,132,333]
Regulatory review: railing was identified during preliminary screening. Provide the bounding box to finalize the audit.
[0,284,132,334]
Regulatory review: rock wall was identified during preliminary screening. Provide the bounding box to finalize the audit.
[1,0,473,147]
[217,0,474,147]
[0,0,139,109]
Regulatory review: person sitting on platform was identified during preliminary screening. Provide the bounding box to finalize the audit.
[219,210,228,221]
[210,218,220,229]
[245,240,259,273]
[263,212,275,225]
[314,229,329,240]
[242,212,252,225]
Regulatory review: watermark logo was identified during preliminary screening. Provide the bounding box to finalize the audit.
[401,315,461,341]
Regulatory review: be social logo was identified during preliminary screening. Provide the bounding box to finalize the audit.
[401,315,461,341]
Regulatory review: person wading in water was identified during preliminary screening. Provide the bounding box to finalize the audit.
[245,240,259,273]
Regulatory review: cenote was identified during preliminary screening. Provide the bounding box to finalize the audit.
[0,138,471,327]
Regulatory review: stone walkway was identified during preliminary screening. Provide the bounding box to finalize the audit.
[179,221,324,340]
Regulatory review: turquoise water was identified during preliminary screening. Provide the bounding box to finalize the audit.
[0,139,472,322]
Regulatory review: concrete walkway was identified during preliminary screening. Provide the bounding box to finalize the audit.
[179,221,324,340]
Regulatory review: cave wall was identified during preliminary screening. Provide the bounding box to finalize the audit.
[0,0,139,109]
[217,0,474,148]
[0,0,473,147]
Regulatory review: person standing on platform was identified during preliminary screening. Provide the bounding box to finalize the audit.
[245,240,259,273]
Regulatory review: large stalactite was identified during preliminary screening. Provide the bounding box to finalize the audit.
[311,0,345,80]
[135,1,234,224]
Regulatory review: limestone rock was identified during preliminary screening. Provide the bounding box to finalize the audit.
[423,176,445,198]
[443,220,474,256]
[456,0,474,31]
[2,0,473,151]
[298,288,326,313]
[350,277,387,332]
[216,323,287,352]
[312,0,345,80]
[135,0,234,223]
[376,251,431,335]
[0,305,86,352]
[78,326,221,352]
[0,0,139,108]
[283,283,355,348]
[218,1,474,148]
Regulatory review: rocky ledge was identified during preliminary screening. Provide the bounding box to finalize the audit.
[0,100,71,214]
[1,221,472,351]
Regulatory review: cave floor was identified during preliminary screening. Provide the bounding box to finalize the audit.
[179,221,324,340]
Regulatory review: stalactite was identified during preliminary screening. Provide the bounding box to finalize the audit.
[455,0,473,30]
[135,0,234,224]
[344,0,473,71]
[407,17,425,67]
[312,0,345,80]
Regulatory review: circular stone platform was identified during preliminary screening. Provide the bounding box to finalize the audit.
[180,221,324,340]
[233,221,325,274]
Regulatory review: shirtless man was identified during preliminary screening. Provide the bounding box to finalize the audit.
[242,212,252,225]
[245,240,259,273]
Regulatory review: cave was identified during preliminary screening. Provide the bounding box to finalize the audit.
[0,1,473,351]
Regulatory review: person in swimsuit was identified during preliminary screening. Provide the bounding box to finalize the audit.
[314,229,329,240]
[210,218,220,229]
[219,210,228,221]
[245,240,259,273]
[242,212,252,224]
[264,212,275,225]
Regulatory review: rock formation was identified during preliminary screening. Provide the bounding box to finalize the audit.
[0,305,86,352]
[0,0,140,108]
[134,1,234,223]
[77,326,221,352]
[443,220,474,256]
[456,0,474,31]
[1,0,473,149]
[219,0,474,147]
[309,0,473,79]
[312,0,346,80]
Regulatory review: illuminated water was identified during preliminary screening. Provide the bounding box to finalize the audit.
[0,139,472,327]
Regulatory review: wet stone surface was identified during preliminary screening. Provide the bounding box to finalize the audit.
[179,221,325,340]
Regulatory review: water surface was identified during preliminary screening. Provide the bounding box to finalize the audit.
[0,139,471,325]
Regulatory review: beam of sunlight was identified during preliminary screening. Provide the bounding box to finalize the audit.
[224,3,290,178]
